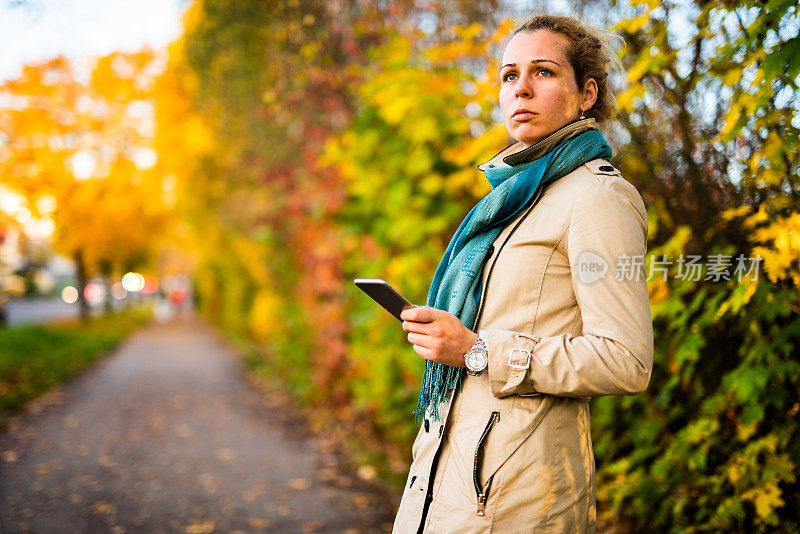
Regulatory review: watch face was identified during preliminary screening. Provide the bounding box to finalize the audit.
[465,348,487,372]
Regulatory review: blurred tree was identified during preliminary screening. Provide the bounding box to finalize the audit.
[161,0,510,474]
[0,52,169,320]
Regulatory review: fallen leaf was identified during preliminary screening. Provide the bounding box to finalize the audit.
[288,478,310,490]
[184,519,215,534]
[34,460,63,475]
[357,465,376,480]
[248,518,274,528]
[354,494,370,508]
[216,448,236,462]
[175,424,194,438]
[91,502,117,515]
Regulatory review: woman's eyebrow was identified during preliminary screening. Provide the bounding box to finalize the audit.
[500,59,562,70]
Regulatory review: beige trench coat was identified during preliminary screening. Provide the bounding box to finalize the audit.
[392,119,654,533]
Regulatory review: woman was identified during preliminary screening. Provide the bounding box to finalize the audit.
[392,14,654,533]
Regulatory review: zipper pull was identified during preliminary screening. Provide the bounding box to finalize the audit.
[476,493,487,516]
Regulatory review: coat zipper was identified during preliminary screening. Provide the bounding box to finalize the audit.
[474,411,500,515]
[471,185,545,332]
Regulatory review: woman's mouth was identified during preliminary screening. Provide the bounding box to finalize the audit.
[512,110,537,121]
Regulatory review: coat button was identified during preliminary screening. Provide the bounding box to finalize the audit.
[487,245,495,257]
[424,419,430,432]
[599,165,615,172]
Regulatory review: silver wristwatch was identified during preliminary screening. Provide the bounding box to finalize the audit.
[464,331,489,376]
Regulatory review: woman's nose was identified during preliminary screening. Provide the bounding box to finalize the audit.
[514,77,533,98]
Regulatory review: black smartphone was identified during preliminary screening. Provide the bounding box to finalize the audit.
[354,278,417,322]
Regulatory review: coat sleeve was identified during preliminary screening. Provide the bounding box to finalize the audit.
[484,174,654,398]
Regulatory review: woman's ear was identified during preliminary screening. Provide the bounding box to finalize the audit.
[581,78,598,114]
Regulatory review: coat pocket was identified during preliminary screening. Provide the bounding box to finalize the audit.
[473,410,500,516]
[480,395,555,482]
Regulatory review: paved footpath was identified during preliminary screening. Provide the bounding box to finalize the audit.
[0,318,397,533]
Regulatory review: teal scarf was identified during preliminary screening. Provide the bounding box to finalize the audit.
[413,129,612,423]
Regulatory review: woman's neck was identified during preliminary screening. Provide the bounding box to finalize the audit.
[478,117,597,170]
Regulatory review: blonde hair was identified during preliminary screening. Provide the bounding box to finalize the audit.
[501,14,624,125]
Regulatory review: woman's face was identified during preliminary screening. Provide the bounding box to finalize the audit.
[499,30,596,147]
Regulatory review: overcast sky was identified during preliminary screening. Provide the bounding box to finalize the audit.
[0,0,188,83]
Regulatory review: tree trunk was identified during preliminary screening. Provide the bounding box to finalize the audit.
[74,249,89,323]
[100,261,113,314]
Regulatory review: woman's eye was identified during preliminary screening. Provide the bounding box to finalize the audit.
[502,69,551,82]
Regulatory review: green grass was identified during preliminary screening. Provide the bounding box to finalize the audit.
[0,307,151,426]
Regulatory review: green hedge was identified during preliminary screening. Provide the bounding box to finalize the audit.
[592,270,799,531]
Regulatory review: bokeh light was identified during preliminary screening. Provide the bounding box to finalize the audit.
[61,285,78,304]
[83,283,103,303]
[121,272,145,292]
[141,276,159,294]
[111,281,127,300]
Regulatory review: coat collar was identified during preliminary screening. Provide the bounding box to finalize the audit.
[477,117,598,171]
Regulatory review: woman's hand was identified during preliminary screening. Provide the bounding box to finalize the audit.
[400,306,479,367]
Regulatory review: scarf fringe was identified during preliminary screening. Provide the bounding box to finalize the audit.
[413,362,463,423]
